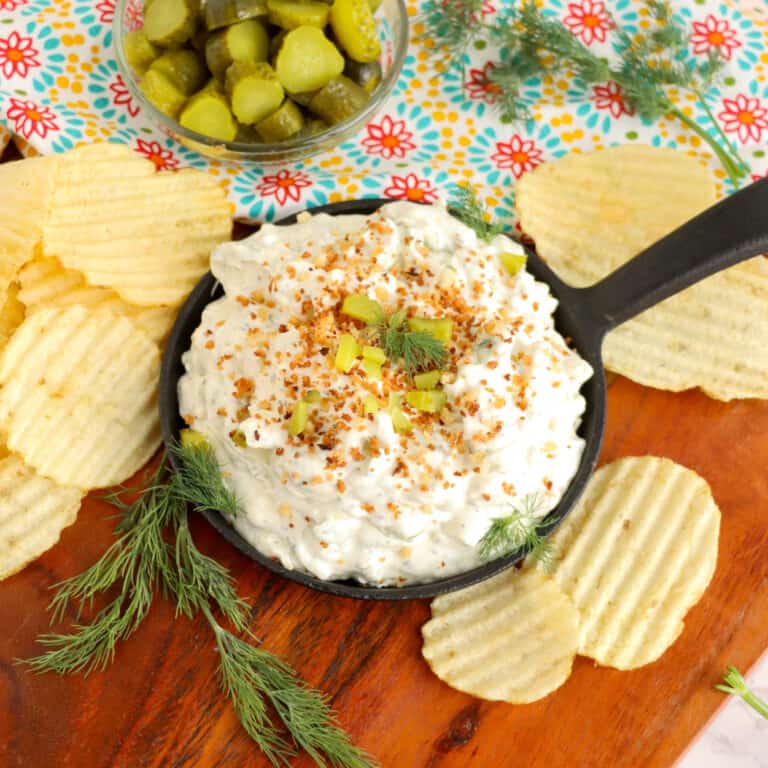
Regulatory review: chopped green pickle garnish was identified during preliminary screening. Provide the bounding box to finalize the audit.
[180,428,209,448]
[230,429,247,447]
[388,393,413,434]
[363,395,379,414]
[406,317,453,343]
[304,389,322,403]
[413,370,441,390]
[361,358,383,380]
[288,399,310,435]
[334,332,360,372]
[362,345,386,364]
[341,294,385,325]
[500,251,527,276]
[405,389,447,413]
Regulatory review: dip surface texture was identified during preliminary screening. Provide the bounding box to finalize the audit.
[178,202,592,585]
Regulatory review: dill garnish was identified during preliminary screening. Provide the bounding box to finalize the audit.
[715,666,768,720]
[21,442,377,768]
[448,185,505,242]
[374,309,447,375]
[478,494,555,572]
[424,0,749,187]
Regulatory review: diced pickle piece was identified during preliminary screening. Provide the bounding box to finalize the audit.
[267,0,330,30]
[388,393,413,434]
[308,75,368,125]
[180,428,209,448]
[123,30,159,76]
[405,389,446,413]
[362,345,385,364]
[144,0,198,46]
[334,332,360,372]
[343,58,381,94]
[180,88,238,141]
[413,370,441,390]
[341,293,384,324]
[330,0,381,63]
[205,0,268,30]
[255,99,304,141]
[288,400,310,436]
[150,49,208,95]
[225,61,284,124]
[367,0,381,10]
[407,317,453,343]
[363,395,379,414]
[274,26,344,93]
[231,429,247,447]
[289,90,317,108]
[304,389,322,403]
[295,118,329,138]
[139,68,188,119]
[235,123,262,142]
[500,251,527,276]
[205,19,269,80]
[361,359,382,380]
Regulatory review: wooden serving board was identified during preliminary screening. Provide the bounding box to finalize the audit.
[1,147,767,767]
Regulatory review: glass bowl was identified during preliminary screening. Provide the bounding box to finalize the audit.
[113,0,408,163]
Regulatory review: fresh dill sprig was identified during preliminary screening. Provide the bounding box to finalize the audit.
[478,494,555,572]
[20,443,377,768]
[421,0,485,78]
[448,185,505,242]
[374,309,447,375]
[423,0,749,187]
[715,666,768,720]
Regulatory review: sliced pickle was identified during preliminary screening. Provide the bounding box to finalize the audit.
[139,68,188,119]
[143,0,198,46]
[405,389,446,413]
[205,19,269,80]
[362,345,385,364]
[329,0,380,63]
[288,400,310,435]
[267,0,330,30]
[179,88,238,141]
[407,317,453,343]
[341,293,384,324]
[308,75,368,124]
[413,370,441,390]
[363,395,379,414]
[361,358,383,380]
[343,58,381,94]
[150,48,208,95]
[225,61,284,124]
[334,332,360,372]
[205,0,268,31]
[500,251,527,276]
[180,428,209,448]
[274,25,344,93]
[255,98,304,141]
[388,393,413,434]
[123,30,160,76]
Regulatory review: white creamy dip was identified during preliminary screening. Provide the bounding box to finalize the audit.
[178,201,592,585]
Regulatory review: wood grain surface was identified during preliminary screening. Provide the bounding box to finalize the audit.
[1,145,767,768]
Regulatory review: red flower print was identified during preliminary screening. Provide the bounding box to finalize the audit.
[135,138,179,171]
[691,15,741,61]
[257,169,312,206]
[96,0,115,23]
[751,169,768,183]
[481,1,495,18]
[0,0,27,10]
[718,94,768,144]
[592,81,633,119]
[563,1,612,46]
[491,135,543,179]
[0,32,40,79]
[465,62,503,105]
[6,98,58,140]
[125,0,144,31]
[110,74,140,118]
[384,173,439,203]
[361,115,416,160]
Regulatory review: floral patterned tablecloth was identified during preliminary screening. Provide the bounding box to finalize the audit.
[0,0,766,222]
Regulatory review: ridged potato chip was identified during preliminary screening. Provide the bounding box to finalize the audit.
[44,143,232,307]
[0,282,25,349]
[516,145,768,401]
[0,452,83,580]
[0,305,161,489]
[18,257,177,345]
[422,567,580,703]
[549,456,720,670]
[0,154,55,298]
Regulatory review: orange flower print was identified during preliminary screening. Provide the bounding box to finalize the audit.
[465,62,503,105]
[562,0,612,45]
[0,31,40,79]
[6,98,58,140]
[690,15,741,61]
[135,139,179,171]
[257,169,313,206]
[361,115,416,160]
[384,173,439,203]
[719,94,768,144]
[491,135,543,179]
[592,81,633,119]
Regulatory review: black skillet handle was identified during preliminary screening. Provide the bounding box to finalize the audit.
[576,177,768,336]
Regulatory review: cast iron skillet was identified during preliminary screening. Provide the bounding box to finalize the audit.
[160,180,768,600]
